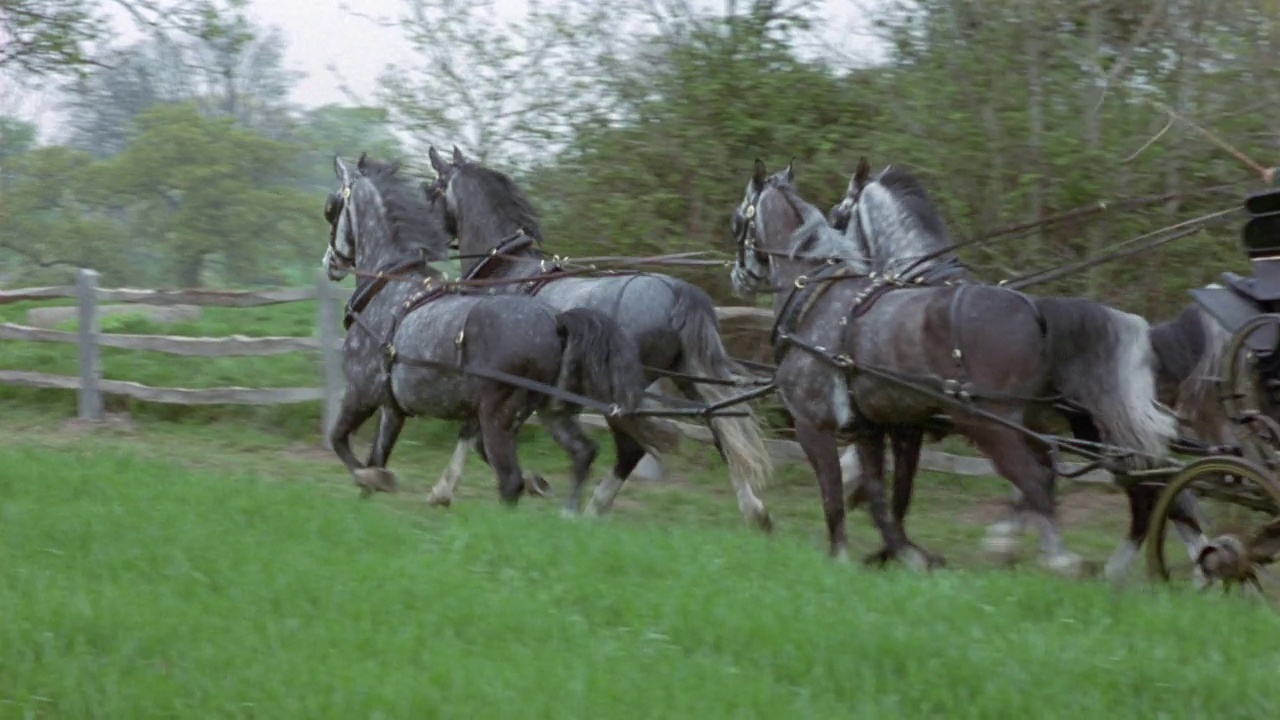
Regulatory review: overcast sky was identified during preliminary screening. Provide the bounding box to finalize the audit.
[4,0,883,143]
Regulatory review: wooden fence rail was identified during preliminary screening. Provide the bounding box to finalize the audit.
[0,268,1109,482]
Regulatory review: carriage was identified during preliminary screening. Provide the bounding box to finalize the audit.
[1141,188,1280,591]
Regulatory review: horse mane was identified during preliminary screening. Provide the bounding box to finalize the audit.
[451,159,545,244]
[766,174,868,271]
[860,165,959,275]
[358,157,452,260]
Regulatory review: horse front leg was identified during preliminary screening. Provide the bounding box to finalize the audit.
[851,426,928,571]
[449,416,551,503]
[887,424,946,569]
[329,389,379,498]
[793,416,849,560]
[354,406,404,495]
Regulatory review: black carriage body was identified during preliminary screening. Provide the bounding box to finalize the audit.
[1190,188,1280,362]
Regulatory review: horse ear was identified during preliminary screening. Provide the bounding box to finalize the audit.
[333,155,351,183]
[428,146,444,175]
[752,158,767,189]
[357,151,369,172]
[784,157,795,183]
[853,156,871,189]
[452,145,465,165]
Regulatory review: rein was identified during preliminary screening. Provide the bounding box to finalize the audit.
[1001,205,1239,290]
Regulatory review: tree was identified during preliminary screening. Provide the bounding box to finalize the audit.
[371,0,615,168]
[0,115,37,163]
[520,4,870,298]
[1,0,254,81]
[0,143,134,284]
[93,102,314,286]
[0,0,105,78]
[295,104,405,189]
[62,5,301,157]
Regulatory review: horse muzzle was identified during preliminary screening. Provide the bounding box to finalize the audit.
[322,248,350,282]
[730,264,757,299]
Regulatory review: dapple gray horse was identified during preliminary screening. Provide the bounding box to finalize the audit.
[421,145,775,531]
[827,160,1222,582]
[731,159,1176,575]
[322,154,677,513]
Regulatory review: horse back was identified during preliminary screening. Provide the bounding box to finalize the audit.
[855,284,1049,391]
[533,272,694,367]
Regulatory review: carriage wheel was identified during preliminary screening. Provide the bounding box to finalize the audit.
[1219,314,1280,461]
[1145,456,1280,596]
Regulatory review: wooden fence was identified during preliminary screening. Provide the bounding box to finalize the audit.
[0,268,1111,482]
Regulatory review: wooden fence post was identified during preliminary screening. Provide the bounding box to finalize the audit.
[317,269,345,449]
[75,268,104,421]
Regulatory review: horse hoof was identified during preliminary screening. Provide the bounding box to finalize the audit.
[525,473,552,497]
[902,546,947,573]
[982,523,1023,565]
[755,510,775,534]
[353,467,398,494]
[1038,552,1094,579]
[425,492,452,509]
[862,547,892,567]
[559,506,581,520]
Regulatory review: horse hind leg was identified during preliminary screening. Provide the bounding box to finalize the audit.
[674,377,773,533]
[475,387,528,505]
[584,421,648,517]
[541,412,599,517]
[1107,484,1209,586]
[426,426,477,508]
[969,422,1089,577]
[436,416,550,507]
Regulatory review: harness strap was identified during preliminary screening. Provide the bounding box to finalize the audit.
[944,283,974,402]
[389,353,626,418]
[343,257,431,330]
[344,269,458,417]
[771,269,900,366]
[461,230,538,282]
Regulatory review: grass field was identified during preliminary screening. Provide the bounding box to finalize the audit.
[4,424,1280,719]
[4,295,1280,717]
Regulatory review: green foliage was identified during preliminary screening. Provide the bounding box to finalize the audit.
[0,0,105,78]
[295,104,405,192]
[84,102,314,286]
[0,143,134,283]
[0,116,37,162]
[523,17,874,298]
[4,440,1280,717]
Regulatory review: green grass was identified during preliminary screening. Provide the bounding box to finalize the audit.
[3,295,1279,716]
[3,439,1280,719]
